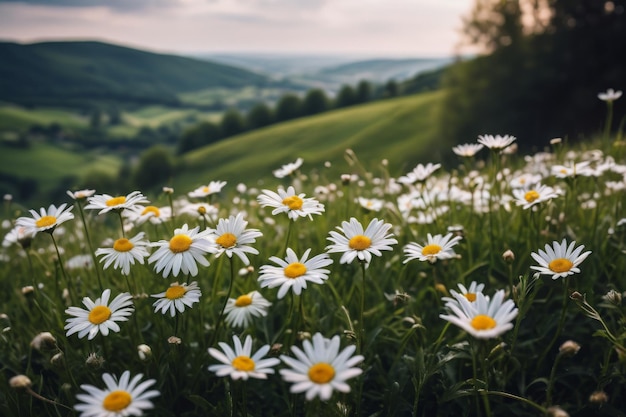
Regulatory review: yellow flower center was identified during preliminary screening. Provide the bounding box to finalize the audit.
[35,215,57,228]
[216,233,237,248]
[284,262,307,278]
[232,355,255,372]
[282,195,303,210]
[235,295,252,307]
[202,186,210,193]
[464,293,477,302]
[106,196,126,207]
[141,206,160,217]
[471,314,496,330]
[422,244,442,256]
[524,190,540,203]
[308,363,335,384]
[102,390,132,412]
[349,235,371,251]
[198,206,207,215]
[169,234,192,253]
[548,258,574,273]
[113,238,134,252]
[88,305,112,325]
[165,285,186,300]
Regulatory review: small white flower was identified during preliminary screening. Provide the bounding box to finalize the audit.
[188,181,227,198]
[64,289,134,340]
[397,163,441,184]
[280,333,364,401]
[3,225,36,248]
[16,203,74,235]
[257,186,325,221]
[403,232,462,264]
[357,197,384,212]
[326,217,397,266]
[452,143,484,157]
[551,161,593,178]
[530,239,591,280]
[477,134,516,151]
[95,232,150,275]
[442,281,486,306]
[148,224,215,278]
[74,370,159,417]
[208,213,262,265]
[66,189,96,200]
[124,205,172,226]
[152,281,202,317]
[224,290,272,328]
[208,335,280,380]
[440,290,518,339]
[84,191,149,215]
[273,158,303,179]
[598,88,622,102]
[512,184,560,209]
[258,248,333,299]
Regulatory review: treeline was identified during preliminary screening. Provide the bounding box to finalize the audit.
[177,68,442,155]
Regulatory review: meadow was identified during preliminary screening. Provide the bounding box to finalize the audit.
[1,103,625,417]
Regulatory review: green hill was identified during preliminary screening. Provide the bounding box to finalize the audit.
[0,41,273,107]
[176,90,446,189]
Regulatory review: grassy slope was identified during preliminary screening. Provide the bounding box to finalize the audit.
[177,90,446,189]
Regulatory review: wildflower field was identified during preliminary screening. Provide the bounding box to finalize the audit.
[2,112,626,416]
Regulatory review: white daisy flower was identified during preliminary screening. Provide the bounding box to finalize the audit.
[64,289,134,340]
[95,232,151,276]
[224,290,272,328]
[279,333,364,401]
[551,161,593,178]
[440,290,518,339]
[397,163,441,184]
[326,217,397,266]
[74,370,159,417]
[258,248,333,299]
[257,186,325,221]
[84,191,150,215]
[208,335,280,380]
[149,224,214,278]
[152,281,202,317]
[598,88,622,102]
[442,281,486,306]
[509,173,542,189]
[188,181,227,198]
[530,239,592,280]
[124,205,172,226]
[66,189,96,200]
[477,134,516,151]
[357,197,384,212]
[16,203,74,236]
[208,213,262,265]
[3,225,36,248]
[512,184,560,209]
[177,201,219,221]
[403,232,462,264]
[65,254,94,270]
[273,157,303,179]
[452,143,484,157]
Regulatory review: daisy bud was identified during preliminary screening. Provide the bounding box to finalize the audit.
[341,174,352,185]
[85,352,105,369]
[21,286,35,297]
[502,249,515,263]
[137,344,152,361]
[168,336,182,345]
[9,375,32,390]
[547,406,570,417]
[558,340,581,357]
[603,289,622,306]
[550,137,563,145]
[30,332,57,352]
[434,283,448,295]
[589,390,608,405]
[162,186,174,194]
[569,291,584,302]
[50,352,64,368]
[297,331,311,341]
[270,343,283,355]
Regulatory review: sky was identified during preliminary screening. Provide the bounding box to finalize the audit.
[0,0,474,58]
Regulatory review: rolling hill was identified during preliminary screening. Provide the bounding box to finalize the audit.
[0,41,276,107]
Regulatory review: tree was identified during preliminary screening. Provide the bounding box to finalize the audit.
[355,80,372,104]
[275,94,302,122]
[220,108,246,138]
[177,121,222,154]
[133,146,174,190]
[302,89,328,116]
[246,102,274,129]
[335,85,356,108]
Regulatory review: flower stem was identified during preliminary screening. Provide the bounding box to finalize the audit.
[76,201,104,292]
[210,257,235,347]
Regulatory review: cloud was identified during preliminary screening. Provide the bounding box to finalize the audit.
[0,0,181,12]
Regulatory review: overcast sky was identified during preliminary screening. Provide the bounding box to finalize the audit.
[0,0,474,57]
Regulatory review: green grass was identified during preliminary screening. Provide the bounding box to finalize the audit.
[0,104,88,132]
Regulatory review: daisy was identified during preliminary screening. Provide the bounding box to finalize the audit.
[2,225,36,248]
[148,224,215,278]
[223,290,272,328]
[64,289,134,340]
[66,189,96,200]
[551,161,593,178]
[477,134,516,151]
[403,232,462,264]
[357,197,384,212]
[152,281,202,317]
[440,290,518,339]
[273,157,303,179]
[95,232,151,275]
[280,333,364,401]
[258,248,333,299]
[598,88,622,102]
[177,201,219,221]
[84,191,150,215]
[188,181,227,198]
[509,173,542,189]
[530,239,592,280]
[257,186,325,221]
[16,203,74,236]
[326,217,397,266]
[124,205,172,226]
[74,370,159,417]
[208,213,262,265]
[442,281,486,306]
[512,184,560,209]
[397,163,441,184]
[208,335,280,380]
[452,143,484,157]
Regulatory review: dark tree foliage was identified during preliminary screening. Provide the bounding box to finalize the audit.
[335,85,356,108]
[220,108,246,138]
[440,0,626,149]
[177,121,222,154]
[246,102,274,129]
[275,94,302,122]
[302,88,329,116]
[133,145,174,190]
[355,80,372,104]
